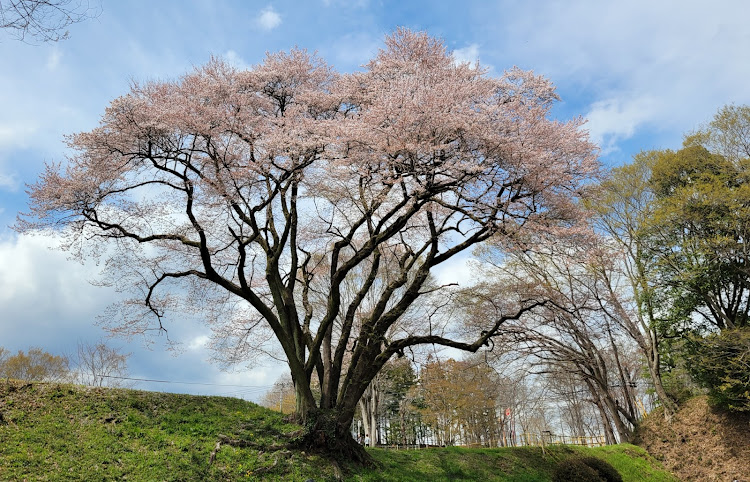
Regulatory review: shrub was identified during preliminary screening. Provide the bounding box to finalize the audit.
[686,328,750,412]
[578,456,623,482]
[553,456,623,482]
[552,458,603,482]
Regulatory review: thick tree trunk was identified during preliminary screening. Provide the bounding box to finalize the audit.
[291,406,373,466]
[290,347,387,464]
[293,380,316,420]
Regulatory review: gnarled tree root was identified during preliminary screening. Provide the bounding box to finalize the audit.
[208,434,290,465]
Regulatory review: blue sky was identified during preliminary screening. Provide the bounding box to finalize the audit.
[1,0,749,400]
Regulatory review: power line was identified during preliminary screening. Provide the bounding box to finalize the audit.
[99,374,273,389]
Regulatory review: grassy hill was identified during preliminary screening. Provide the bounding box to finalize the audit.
[0,380,675,481]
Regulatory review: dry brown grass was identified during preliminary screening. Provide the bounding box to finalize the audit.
[636,396,750,482]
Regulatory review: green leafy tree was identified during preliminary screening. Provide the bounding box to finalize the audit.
[685,328,750,412]
[641,105,750,405]
[684,104,750,163]
[647,104,750,332]
[648,145,750,331]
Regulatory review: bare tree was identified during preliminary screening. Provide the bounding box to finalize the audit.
[261,374,296,414]
[469,241,642,442]
[0,0,97,42]
[586,156,678,419]
[0,347,8,368]
[74,339,130,387]
[417,357,501,447]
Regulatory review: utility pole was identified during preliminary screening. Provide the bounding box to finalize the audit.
[278,382,287,413]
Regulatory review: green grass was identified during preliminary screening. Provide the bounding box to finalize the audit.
[353,444,676,482]
[0,380,676,481]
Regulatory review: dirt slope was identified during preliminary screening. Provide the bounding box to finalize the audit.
[636,396,750,481]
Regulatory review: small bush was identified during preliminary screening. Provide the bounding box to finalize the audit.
[685,328,750,412]
[578,456,623,482]
[553,456,623,482]
[552,458,603,482]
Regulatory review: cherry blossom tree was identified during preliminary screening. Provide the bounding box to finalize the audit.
[18,29,598,460]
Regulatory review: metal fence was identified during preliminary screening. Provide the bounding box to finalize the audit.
[376,432,607,450]
[517,432,606,447]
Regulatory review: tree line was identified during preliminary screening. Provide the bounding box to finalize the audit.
[0,341,129,387]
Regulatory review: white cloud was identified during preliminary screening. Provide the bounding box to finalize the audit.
[187,334,210,351]
[585,95,662,154]
[452,43,495,73]
[0,234,112,350]
[326,32,380,69]
[217,366,284,387]
[223,49,250,70]
[46,48,63,71]
[494,0,750,156]
[0,122,38,151]
[256,6,281,31]
[0,171,20,191]
[0,233,275,399]
[452,43,480,66]
[432,253,479,288]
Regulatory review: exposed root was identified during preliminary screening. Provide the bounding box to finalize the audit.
[331,459,343,480]
[209,434,291,465]
[290,427,375,468]
[217,433,286,451]
[208,441,221,465]
[251,456,280,475]
[209,417,376,471]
